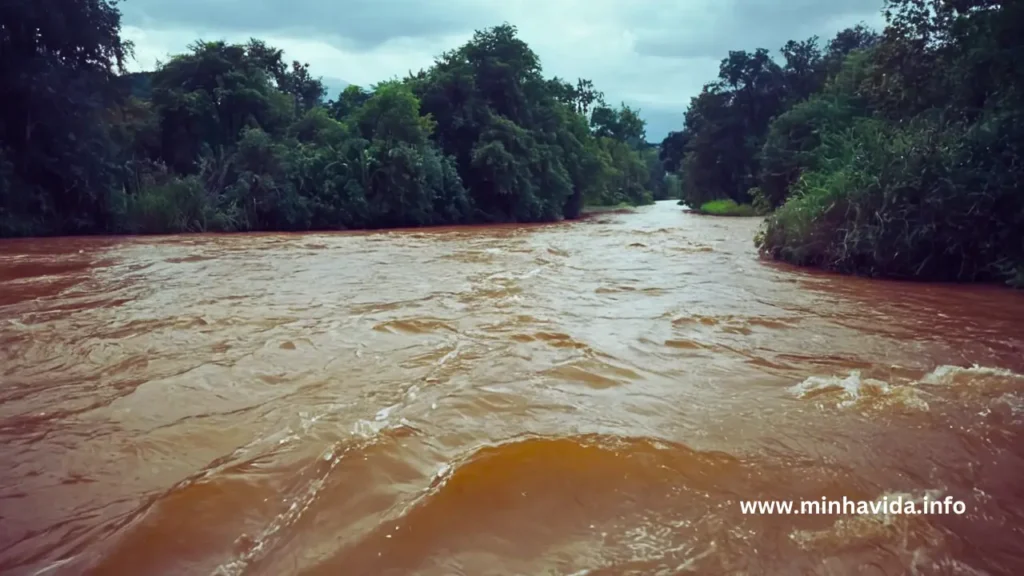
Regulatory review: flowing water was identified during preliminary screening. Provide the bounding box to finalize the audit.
[2,201,1023,576]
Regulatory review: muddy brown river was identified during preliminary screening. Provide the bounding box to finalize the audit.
[1,201,1023,576]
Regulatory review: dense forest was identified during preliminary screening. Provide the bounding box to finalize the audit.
[0,2,674,236]
[660,0,1023,287]
[3,0,1021,287]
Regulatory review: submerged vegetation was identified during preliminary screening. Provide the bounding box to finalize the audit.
[0,3,672,237]
[659,0,1024,286]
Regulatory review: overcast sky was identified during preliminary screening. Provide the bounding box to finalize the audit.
[120,0,886,141]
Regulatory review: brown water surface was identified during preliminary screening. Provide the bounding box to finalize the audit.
[2,201,1024,575]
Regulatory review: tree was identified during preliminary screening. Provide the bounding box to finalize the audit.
[781,37,824,104]
[2,10,657,238]
[279,61,327,115]
[658,130,688,173]
[0,0,131,234]
[574,78,604,115]
[591,103,646,146]
[757,0,1024,286]
[329,85,372,120]
[149,40,294,174]
[353,81,435,147]
[660,26,885,211]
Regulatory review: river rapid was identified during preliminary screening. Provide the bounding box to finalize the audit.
[1,200,1023,576]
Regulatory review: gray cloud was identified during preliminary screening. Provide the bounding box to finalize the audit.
[631,0,885,59]
[121,0,491,50]
[322,77,350,99]
[637,107,687,143]
[120,0,891,141]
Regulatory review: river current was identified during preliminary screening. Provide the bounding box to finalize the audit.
[1,201,1023,575]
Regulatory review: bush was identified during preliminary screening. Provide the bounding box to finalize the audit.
[755,1,1024,287]
[699,198,756,217]
[757,114,1024,284]
[757,51,873,210]
[749,187,772,216]
[125,176,223,233]
[758,96,861,210]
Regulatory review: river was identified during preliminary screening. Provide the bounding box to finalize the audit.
[1,200,1023,576]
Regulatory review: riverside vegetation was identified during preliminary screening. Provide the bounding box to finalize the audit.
[659,0,1023,286]
[3,0,1021,287]
[1,3,676,237]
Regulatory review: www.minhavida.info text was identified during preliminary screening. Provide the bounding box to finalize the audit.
[741,495,968,515]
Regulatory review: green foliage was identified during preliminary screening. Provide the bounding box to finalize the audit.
[148,40,298,175]
[756,0,1024,285]
[353,81,435,146]
[289,107,348,146]
[757,50,876,209]
[661,26,879,211]
[328,85,372,120]
[591,104,647,146]
[698,199,756,217]
[1,9,664,237]
[0,0,131,235]
[412,24,655,222]
[126,176,231,234]
[749,187,772,216]
[656,0,1021,286]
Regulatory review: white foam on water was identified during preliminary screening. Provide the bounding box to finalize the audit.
[522,267,543,279]
[352,418,389,438]
[211,445,347,576]
[792,365,1024,407]
[434,462,452,482]
[920,364,1024,386]
[994,393,1024,416]
[375,404,397,422]
[212,394,417,576]
[789,371,891,408]
[910,556,992,576]
[437,346,459,366]
[786,364,1024,413]
[30,556,77,576]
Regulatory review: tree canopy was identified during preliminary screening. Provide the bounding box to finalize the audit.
[7,0,1018,286]
[657,0,1022,287]
[1,11,671,237]
[0,0,131,234]
[658,25,879,210]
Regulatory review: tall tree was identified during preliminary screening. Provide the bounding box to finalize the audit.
[0,0,131,234]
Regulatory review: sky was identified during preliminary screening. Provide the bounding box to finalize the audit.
[120,0,886,141]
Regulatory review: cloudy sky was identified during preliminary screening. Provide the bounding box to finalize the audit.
[120,0,886,141]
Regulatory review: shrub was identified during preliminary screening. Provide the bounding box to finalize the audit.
[758,114,1024,284]
[699,198,756,217]
[749,187,772,215]
[125,176,221,233]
